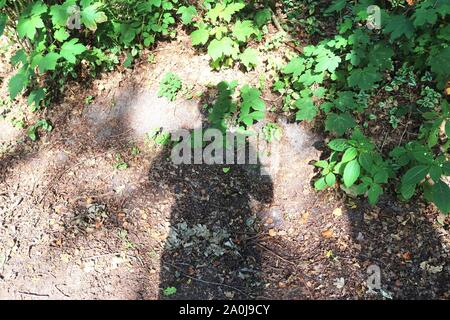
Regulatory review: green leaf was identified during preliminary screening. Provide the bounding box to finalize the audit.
[54,28,70,42]
[9,70,28,100]
[28,88,46,110]
[60,38,87,63]
[177,5,197,25]
[315,53,341,73]
[348,67,382,91]
[239,48,259,69]
[50,0,76,27]
[207,37,236,61]
[343,159,360,187]
[341,147,358,163]
[368,183,383,205]
[368,43,394,70]
[232,20,256,42]
[35,52,60,73]
[428,180,450,214]
[402,165,429,186]
[240,85,265,116]
[0,13,7,36]
[17,14,45,39]
[315,177,328,190]
[325,112,356,136]
[254,9,272,27]
[413,6,438,27]
[328,139,349,152]
[190,27,209,46]
[295,98,317,122]
[383,14,414,41]
[283,57,305,78]
[325,173,336,186]
[325,0,347,14]
[81,3,108,31]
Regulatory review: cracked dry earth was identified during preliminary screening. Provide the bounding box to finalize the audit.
[1,38,449,300]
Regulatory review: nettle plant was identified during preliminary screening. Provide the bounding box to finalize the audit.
[315,129,393,205]
[274,0,450,213]
[188,0,271,70]
[207,81,266,133]
[1,0,183,111]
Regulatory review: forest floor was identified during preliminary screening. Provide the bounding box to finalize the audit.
[0,32,449,300]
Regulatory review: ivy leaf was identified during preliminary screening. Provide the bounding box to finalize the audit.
[232,20,256,42]
[348,67,381,91]
[282,57,305,78]
[295,98,317,122]
[60,38,87,63]
[207,37,237,61]
[239,48,259,70]
[177,6,197,25]
[343,159,360,188]
[325,112,356,136]
[81,2,108,31]
[190,27,209,46]
[383,14,414,41]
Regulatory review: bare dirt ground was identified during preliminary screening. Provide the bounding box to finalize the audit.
[0,34,449,300]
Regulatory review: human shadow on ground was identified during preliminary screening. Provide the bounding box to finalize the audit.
[146,130,274,299]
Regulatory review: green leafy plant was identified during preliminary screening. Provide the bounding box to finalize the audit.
[158,72,182,101]
[189,1,270,69]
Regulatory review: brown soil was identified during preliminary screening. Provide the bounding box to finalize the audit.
[0,34,449,300]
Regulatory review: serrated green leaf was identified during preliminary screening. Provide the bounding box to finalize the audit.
[283,57,305,78]
[328,139,349,151]
[402,165,429,187]
[232,20,256,42]
[343,159,360,187]
[207,37,236,61]
[81,3,107,31]
[60,38,86,63]
[295,98,317,122]
[9,70,28,100]
[28,88,46,111]
[325,112,356,136]
[341,147,358,163]
[428,180,450,213]
[54,28,70,42]
[368,183,383,205]
[239,48,259,69]
[383,14,414,41]
[17,15,45,39]
[191,27,209,46]
[177,5,197,25]
[348,67,381,91]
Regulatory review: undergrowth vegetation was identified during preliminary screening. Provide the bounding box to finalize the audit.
[1,0,449,214]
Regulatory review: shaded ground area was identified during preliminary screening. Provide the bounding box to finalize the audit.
[0,35,449,300]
